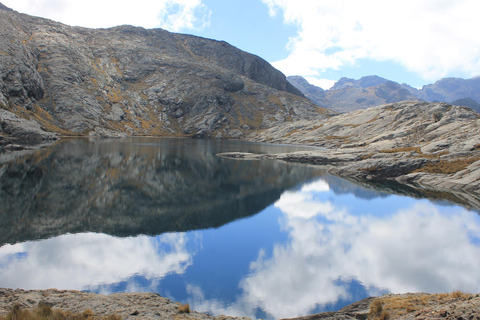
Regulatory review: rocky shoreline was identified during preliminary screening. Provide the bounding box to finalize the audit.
[216,101,480,210]
[1,288,480,320]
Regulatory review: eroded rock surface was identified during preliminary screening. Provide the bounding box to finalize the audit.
[219,102,480,200]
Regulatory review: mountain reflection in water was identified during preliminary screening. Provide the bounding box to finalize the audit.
[0,138,479,320]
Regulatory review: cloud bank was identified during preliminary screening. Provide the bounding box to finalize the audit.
[2,0,210,31]
[262,0,480,81]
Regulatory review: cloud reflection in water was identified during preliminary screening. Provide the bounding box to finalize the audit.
[234,179,480,319]
[0,177,479,320]
[0,233,192,291]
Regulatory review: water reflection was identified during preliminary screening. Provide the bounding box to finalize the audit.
[0,137,323,245]
[0,233,192,291]
[236,180,480,318]
[0,139,479,320]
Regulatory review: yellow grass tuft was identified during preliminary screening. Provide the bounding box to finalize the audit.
[368,300,390,320]
[0,303,121,320]
[413,157,480,174]
[379,147,422,154]
[369,291,474,319]
[177,303,191,314]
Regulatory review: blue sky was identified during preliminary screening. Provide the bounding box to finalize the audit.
[4,0,480,89]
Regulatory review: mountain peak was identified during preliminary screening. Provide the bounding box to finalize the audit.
[331,75,387,91]
[0,3,13,11]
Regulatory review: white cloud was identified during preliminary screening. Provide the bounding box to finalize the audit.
[2,0,211,31]
[304,77,336,90]
[262,0,480,80]
[0,233,192,290]
[300,179,330,192]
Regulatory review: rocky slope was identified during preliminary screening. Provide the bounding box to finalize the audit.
[219,101,480,207]
[0,3,327,144]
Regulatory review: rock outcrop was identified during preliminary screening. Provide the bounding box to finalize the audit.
[0,4,327,144]
[219,101,480,205]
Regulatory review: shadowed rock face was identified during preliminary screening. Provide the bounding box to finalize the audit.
[0,138,324,245]
[0,5,325,142]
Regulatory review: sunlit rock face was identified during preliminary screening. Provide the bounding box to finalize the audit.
[0,5,327,141]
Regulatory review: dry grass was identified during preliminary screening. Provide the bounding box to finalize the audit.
[379,147,422,154]
[369,291,473,319]
[368,300,390,320]
[283,129,302,137]
[413,157,480,174]
[0,303,121,320]
[361,153,374,160]
[177,303,190,314]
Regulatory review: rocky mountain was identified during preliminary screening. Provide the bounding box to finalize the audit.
[329,75,388,90]
[287,76,324,102]
[451,97,480,113]
[0,3,328,144]
[411,76,480,103]
[288,75,480,113]
[288,75,419,113]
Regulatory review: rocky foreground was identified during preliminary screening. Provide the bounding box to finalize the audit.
[1,288,479,320]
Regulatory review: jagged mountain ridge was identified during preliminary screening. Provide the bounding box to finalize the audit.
[288,75,419,113]
[288,75,480,113]
[0,3,327,142]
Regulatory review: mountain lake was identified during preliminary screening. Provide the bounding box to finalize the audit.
[0,137,479,319]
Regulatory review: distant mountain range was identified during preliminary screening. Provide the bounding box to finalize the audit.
[288,75,480,113]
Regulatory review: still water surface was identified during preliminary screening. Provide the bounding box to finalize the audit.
[0,138,479,319]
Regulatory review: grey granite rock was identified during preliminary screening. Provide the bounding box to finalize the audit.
[220,101,480,199]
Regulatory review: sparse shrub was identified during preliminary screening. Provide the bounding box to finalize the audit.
[433,111,443,122]
[450,290,466,298]
[378,310,390,320]
[0,304,122,320]
[37,304,53,317]
[177,303,191,313]
[406,304,417,313]
[370,299,383,314]
[369,299,390,320]
[82,309,95,318]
